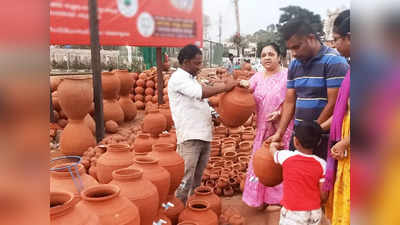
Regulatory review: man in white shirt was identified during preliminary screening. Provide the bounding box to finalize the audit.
[168,44,238,203]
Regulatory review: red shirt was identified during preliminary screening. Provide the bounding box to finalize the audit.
[274,150,326,211]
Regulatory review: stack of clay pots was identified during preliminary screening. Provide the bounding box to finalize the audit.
[102,71,125,132]
[116,70,137,122]
[219,207,245,225]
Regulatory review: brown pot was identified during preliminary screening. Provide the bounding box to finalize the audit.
[131,72,138,80]
[238,141,252,152]
[130,156,171,204]
[142,108,167,137]
[214,126,228,136]
[178,200,218,225]
[105,120,119,133]
[136,79,145,87]
[84,114,96,135]
[218,87,256,128]
[135,94,144,102]
[119,95,137,121]
[103,99,124,124]
[50,163,98,198]
[188,186,221,216]
[135,86,145,95]
[57,77,93,120]
[134,133,153,153]
[149,143,184,195]
[78,184,140,225]
[145,88,154,96]
[253,141,283,186]
[102,72,121,100]
[164,195,184,225]
[96,144,134,184]
[115,70,133,96]
[159,104,173,131]
[146,80,155,88]
[223,186,234,197]
[60,120,96,156]
[136,100,145,109]
[154,133,176,147]
[223,151,237,162]
[50,191,99,225]
[110,168,159,225]
[241,132,255,141]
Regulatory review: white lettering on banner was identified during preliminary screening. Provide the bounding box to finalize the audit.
[50,27,89,35]
[50,2,63,8]
[50,10,76,18]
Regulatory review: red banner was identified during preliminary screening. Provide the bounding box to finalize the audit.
[50,0,203,47]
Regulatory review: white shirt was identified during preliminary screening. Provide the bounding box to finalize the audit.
[168,68,213,144]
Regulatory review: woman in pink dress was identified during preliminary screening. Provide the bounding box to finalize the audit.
[242,44,294,210]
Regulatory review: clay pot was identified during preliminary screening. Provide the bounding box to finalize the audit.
[60,120,96,156]
[163,95,169,103]
[218,87,256,127]
[223,151,237,162]
[216,177,229,188]
[228,127,242,135]
[208,95,219,107]
[52,91,61,111]
[58,78,93,120]
[221,144,236,156]
[145,88,154,96]
[149,143,184,195]
[145,95,153,102]
[159,104,173,131]
[50,191,99,225]
[136,100,145,109]
[78,184,140,225]
[152,96,158,103]
[96,144,134,184]
[178,200,218,225]
[115,70,133,96]
[50,76,63,92]
[228,215,245,225]
[89,164,98,180]
[84,114,96,135]
[177,222,199,225]
[238,141,252,152]
[58,118,68,128]
[130,156,171,204]
[158,211,173,225]
[131,72,138,80]
[134,133,153,153]
[50,163,99,198]
[229,134,241,143]
[155,133,176,147]
[142,108,167,137]
[139,73,147,79]
[188,186,221,216]
[136,79,145,87]
[223,186,234,197]
[105,120,119,133]
[102,72,121,100]
[241,132,255,141]
[146,80,155,88]
[164,195,184,225]
[135,94,144,102]
[103,99,124,124]
[119,95,137,121]
[214,126,228,136]
[110,168,159,225]
[135,86,145,95]
[253,141,283,186]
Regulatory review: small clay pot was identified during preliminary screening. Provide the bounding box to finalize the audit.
[223,186,234,197]
[105,120,119,133]
[188,186,221,216]
[178,200,218,225]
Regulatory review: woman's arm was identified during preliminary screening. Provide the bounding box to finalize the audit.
[320,116,332,131]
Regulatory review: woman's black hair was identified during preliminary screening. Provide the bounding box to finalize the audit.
[333,9,350,37]
[262,43,281,57]
[177,44,202,65]
[294,121,323,149]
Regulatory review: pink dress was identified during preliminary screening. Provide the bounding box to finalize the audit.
[242,70,294,207]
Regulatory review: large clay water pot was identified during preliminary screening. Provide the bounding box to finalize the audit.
[60,120,96,156]
[115,70,133,96]
[110,168,159,225]
[253,141,283,186]
[84,114,96,135]
[96,144,134,184]
[57,77,93,120]
[50,163,99,198]
[142,108,167,137]
[119,95,137,121]
[154,133,176,147]
[50,76,63,92]
[103,99,124,124]
[159,104,173,131]
[134,133,153,153]
[178,200,218,225]
[130,156,171,205]
[50,191,99,225]
[78,184,141,225]
[188,186,221,216]
[149,143,184,195]
[218,87,256,128]
[102,71,120,100]
[163,195,184,225]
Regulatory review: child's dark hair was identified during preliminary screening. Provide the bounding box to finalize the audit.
[294,121,323,149]
[178,44,202,65]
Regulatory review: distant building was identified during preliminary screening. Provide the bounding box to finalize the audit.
[323,7,347,42]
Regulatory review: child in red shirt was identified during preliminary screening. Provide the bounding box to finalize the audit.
[270,121,327,225]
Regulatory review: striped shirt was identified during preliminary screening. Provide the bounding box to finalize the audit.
[287,45,349,125]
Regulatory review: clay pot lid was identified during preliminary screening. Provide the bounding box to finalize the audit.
[194,186,213,196]
[112,167,143,181]
[81,184,120,202]
[107,144,130,152]
[134,156,159,165]
[187,200,210,211]
[50,191,77,216]
[152,143,174,152]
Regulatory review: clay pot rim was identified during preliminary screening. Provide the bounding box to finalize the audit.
[187,200,210,212]
[61,77,92,81]
[50,163,84,177]
[223,151,237,157]
[50,191,77,216]
[112,167,143,180]
[81,184,120,202]
[134,156,159,165]
[107,144,131,152]
[102,71,115,76]
[136,133,151,139]
[194,186,213,196]
[152,143,174,152]
[177,221,200,225]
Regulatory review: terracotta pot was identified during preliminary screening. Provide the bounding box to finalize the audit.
[163,195,184,225]
[218,87,256,128]
[134,133,153,153]
[241,132,255,141]
[188,186,221,216]
[50,163,98,198]
[228,127,242,135]
[229,134,241,143]
[158,211,173,225]
[136,78,145,87]
[152,96,158,103]
[115,70,133,96]
[135,94,144,102]
[135,86,145,95]
[253,141,283,186]
[103,99,124,124]
[105,120,119,133]
[208,95,220,107]
[163,95,169,103]
[131,72,138,80]
[238,141,252,152]
[139,73,147,79]
[50,76,63,92]
[221,144,236,156]
[149,143,184,195]
[50,191,99,225]
[78,184,140,225]
[145,95,153,102]
[145,80,155,88]
[178,200,218,225]
[142,108,167,137]
[96,144,134,184]
[216,177,229,188]
[60,120,96,156]
[154,133,176,147]
[223,151,237,162]
[223,186,234,197]
[110,168,159,225]
[130,156,171,204]
[84,114,96,135]
[136,100,145,109]
[214,126,228,136]
[58,77,93,120]
[119,95,137,121]
[144,88,154,96]
[228,215,245,225]
[177,221,199,225]
[159,104,173,131]
[102,72,121,100]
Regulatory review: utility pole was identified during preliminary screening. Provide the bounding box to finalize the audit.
[218,14,222,44]
[233,0,240,57]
